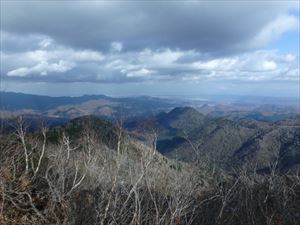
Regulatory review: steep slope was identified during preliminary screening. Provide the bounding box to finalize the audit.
[163,117,257,164]
[180,115,300,172]
[231,117,300,172]
[157,107,205,135]
[126,106,206,138]
[128,107,300,172]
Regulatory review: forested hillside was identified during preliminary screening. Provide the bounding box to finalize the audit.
[1,113,300,225]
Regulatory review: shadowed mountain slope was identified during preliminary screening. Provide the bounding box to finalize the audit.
[127,107,300,172]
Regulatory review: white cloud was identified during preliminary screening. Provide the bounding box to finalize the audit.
[39,38,53,48]
[138,48,185,65]
[71,50,104,61]
[110,42,123,52]
[285,54,296,62]
[3,34,298,82]
[285,69,299,78]
[250,14,299,48]
[192,58,238,71]
[262,60,277,71]
[5,37,104,77]
[24,49,104,63]
[126,68,155,78]
[7,60,75,77]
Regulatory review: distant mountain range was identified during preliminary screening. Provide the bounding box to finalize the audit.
[0,91,182,120]
[1,92,298,124]
[0,91,111,111]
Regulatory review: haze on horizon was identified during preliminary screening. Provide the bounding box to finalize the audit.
[1,1,299,98]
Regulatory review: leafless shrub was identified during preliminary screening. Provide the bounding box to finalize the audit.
[1,117,300,225]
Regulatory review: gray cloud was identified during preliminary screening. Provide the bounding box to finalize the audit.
[1,1,298,87]
[1,1,297,54]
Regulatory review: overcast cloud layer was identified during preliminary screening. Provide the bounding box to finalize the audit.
[1,1,299,96]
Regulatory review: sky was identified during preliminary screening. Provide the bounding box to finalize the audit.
[0,1,299,98]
